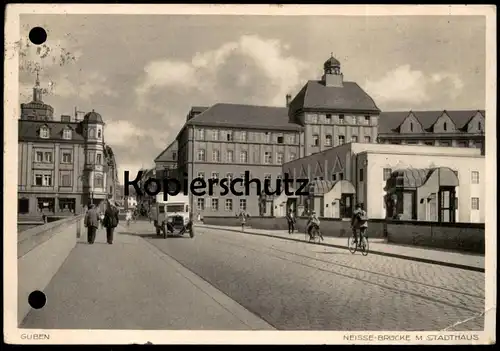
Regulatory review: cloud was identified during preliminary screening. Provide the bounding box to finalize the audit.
[135,34,314,109]
[363,65,465,110]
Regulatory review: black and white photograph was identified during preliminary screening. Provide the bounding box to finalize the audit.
[4,4,496,345]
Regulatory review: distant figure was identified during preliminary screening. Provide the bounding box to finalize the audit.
[84,204,99,244]
[238,210,247,232]
[197,213,201,222]
[126,210,132,227]
[286,209,296,234]
[103,200,120,244]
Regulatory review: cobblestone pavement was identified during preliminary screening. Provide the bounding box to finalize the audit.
[125,221,485,331]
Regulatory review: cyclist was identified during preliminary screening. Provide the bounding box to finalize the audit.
[351,203,368,245]
[306,211,321,241]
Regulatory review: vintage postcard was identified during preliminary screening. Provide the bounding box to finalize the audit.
[4,4,496,345]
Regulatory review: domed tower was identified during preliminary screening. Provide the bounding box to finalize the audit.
[20,70,55,120]
[322,53,343,88]
[82,110,106,206]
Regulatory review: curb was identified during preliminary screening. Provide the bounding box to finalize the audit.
[198,225,484,273]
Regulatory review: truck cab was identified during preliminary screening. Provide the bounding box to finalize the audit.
[152,193,191,236]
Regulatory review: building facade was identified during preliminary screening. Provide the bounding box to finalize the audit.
[154,140,179,180]
[18,75,119,217]
[176,105,303,217]
[281,143,484,223]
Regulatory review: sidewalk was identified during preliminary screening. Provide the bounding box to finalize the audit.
[20,224,274,330]
[198,224,485,273]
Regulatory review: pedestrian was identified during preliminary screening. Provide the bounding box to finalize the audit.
[103,199,120,244]
[239,210,247,232]
[84,204,99,244]
[286,208,296,234]
[126,209,132,227]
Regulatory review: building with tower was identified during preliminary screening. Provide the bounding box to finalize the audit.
[17,73,119,218]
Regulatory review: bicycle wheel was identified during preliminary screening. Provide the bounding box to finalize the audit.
[348,236,357,254]
[360,236,369,256]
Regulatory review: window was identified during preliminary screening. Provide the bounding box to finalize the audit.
[338,135,345,145]
[332,174,337,181]
[471,171,479,184]
[471,197,479,210]
[197,198,205,211]
[226,132,233,141]
[406,140,418,145]
[239,199,247,211]
[40,127,50,138]
[211,198,219,211]
[36,151,43,162]
[359,169,364,182]
[339,114,345,123]
[312,134,319,147]
[61,174,72,187]
[212,130,219,141]
[352,135,358,143]
[197,172,205,180]
[34,174,52,186]
[225,199,233,211]
[364,136,371,143]
[62,151,72,163]
[44,152,53,163]
[199,129,205,140]
[339,172,344,180]
[264,174,272,181]
[424,141,434,146]
[458,141,468,147]
[443,122,447,131]
[94,175,103,188]
[325,135,332,147]
[478,122,482,131]
[240,151,248,163]
[89,128,96,138]
[240,172,246,179]
[227,150,234,163]
[96,153,102,165]
[264,152,272,164]
[277,152,284,164]
[63,129,72,140]
[211,172,219,180]
[325,114,332,123]
[212,150,220,162]
[277,136,284,144]
[289,153,296,161]
[440,141,451,147]
[240,131,247,141]
[288,134,297,144]
[410,123,413,132]
[365,115,370,124]
[264,132,271,143]
[197,149,206,161]
[310,115,318,123]
[277,174,282,180]
[226,173,233,182]
[172,152,177,160]
[97,129,102,138]
[383,168,392,181]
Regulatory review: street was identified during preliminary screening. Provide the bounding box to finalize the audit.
[132,221,484,331]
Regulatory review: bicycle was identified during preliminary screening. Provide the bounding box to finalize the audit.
[348,228,369,256]
[305,225,324,243]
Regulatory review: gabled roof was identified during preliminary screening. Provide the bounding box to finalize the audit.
[186,103,303,131]
[154,140,178,162]
[378,110,486,134]
[19,120,85,141]
[288,80,381,117]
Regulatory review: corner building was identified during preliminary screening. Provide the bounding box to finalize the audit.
[18,75,119,217]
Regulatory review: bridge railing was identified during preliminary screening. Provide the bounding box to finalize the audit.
[17,214,85,326]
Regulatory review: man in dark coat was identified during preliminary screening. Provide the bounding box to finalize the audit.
[286,208,296,234]
[84,204,99,244]
[103,200,120,244]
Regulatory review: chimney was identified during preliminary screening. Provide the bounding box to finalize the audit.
[286,94,292,107]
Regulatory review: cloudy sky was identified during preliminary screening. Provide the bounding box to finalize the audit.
[18,14,486,183]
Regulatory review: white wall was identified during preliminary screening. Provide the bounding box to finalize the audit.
[365,152,484,222]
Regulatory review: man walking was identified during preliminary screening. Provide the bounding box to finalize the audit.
[286,208,296,234]
[103,199,120,244]
[84,204,99,244]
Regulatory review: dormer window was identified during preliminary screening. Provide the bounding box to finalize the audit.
[443,122,447,131]
[97,129,102,138]
[62,128,72,140]
[478,122,482,131]
[410,123,413,132]
[40,126,50,139]
[339,114,345,124]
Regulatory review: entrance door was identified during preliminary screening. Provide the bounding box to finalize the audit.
[340,194,353,218]
[438,187,456,223]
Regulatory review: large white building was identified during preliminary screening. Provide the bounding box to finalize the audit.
[280,143,484,223]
